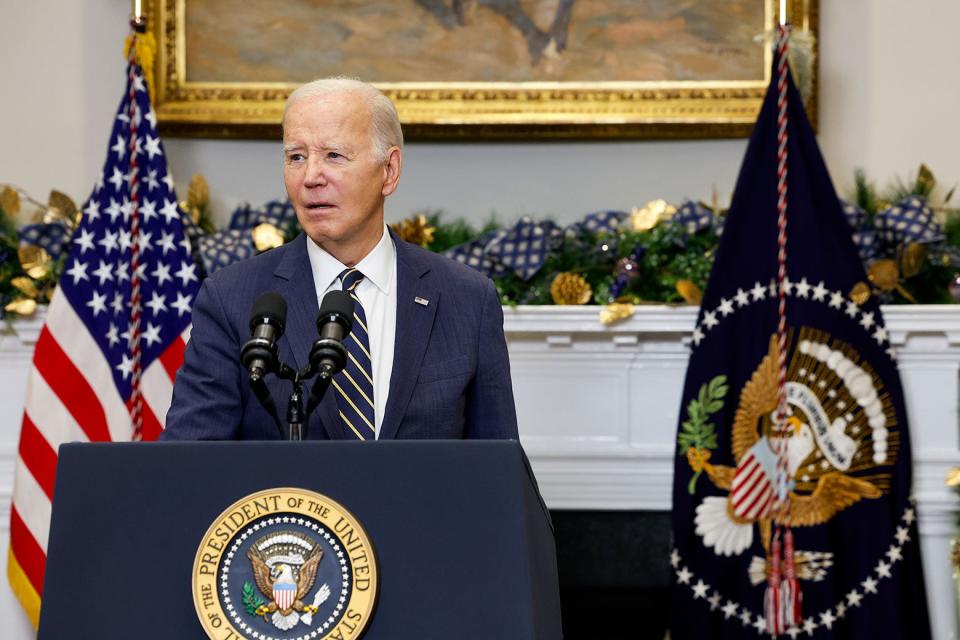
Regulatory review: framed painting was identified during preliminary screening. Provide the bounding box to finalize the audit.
[148,0,818,139]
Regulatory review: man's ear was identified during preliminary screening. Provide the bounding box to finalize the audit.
[381,147,402,197]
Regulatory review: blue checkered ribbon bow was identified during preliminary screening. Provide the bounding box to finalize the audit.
[839,200,879,261]
[19,223,71,260]
[565,210,626,237]
[332,268,376,440]
[873,196,943,246]
[197,229,256,276]
[229,199,297,230]
[484,218,562,281]
[672,200,718,235]
[443,229,509,278]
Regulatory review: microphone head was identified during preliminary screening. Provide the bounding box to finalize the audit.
[249,292,288,335]
[318,290,354,332]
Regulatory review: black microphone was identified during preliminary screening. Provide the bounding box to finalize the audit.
[309,290,354,379]
[240,292,287,383]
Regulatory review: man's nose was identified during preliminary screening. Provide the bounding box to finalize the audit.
[303,156,327,188]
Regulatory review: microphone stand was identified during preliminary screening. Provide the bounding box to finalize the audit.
[274,359,336,441]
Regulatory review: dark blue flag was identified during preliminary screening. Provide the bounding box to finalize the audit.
[670,51,931,638]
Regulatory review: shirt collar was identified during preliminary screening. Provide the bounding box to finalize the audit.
[305,225,395,294]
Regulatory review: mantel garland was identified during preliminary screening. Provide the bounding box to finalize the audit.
[2,166,958,322]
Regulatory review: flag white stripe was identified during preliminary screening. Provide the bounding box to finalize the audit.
[743,486,773,520]
[22,367,90,449]
[142,357,175,427]
[731,455,760,491]
[12,459,52,554]
[45,292,132,441]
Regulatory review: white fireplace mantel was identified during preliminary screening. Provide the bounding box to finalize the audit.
[0,305,958,638]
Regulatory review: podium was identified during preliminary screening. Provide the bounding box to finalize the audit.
[38,440,562,639]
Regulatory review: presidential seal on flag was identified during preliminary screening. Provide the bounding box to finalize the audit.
[193,488,377,639]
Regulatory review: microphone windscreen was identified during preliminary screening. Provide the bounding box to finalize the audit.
[318,290,354,331]
[249,292,288,333]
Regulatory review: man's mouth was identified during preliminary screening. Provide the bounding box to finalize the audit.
[305,202,334,210]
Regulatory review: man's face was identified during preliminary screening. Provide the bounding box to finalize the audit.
[283,92,401,265]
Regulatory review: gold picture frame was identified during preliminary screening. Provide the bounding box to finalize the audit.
[149,0,818,140]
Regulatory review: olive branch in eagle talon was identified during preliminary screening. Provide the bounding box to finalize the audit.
[678,375,728,494]
[242,581,266,616]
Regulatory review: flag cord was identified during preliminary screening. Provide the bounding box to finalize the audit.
[126,31,145,440]
[766,22,803,636]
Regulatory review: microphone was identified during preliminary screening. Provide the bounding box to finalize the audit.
[309,290,354,379]
[240,292,287,383]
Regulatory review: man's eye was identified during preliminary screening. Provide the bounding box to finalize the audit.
[327,152,343,160]
[287,153,305,162]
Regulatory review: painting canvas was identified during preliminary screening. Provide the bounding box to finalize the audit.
[150,0,817,138]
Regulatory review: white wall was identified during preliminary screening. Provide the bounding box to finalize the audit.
[4,1,959,229]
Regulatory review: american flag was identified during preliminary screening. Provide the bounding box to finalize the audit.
[7,58,199,625]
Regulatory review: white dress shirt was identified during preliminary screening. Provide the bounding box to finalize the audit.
[305,227,397,438]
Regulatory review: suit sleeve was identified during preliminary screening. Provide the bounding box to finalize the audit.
[464,278,519,439]
[161,276,243,440]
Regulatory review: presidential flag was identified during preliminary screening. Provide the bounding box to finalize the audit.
[7,54,199,625]
[670,35,931,638]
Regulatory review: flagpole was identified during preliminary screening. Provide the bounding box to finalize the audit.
[126,8,146,438]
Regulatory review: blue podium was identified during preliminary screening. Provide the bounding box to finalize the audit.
[38,440,562,639]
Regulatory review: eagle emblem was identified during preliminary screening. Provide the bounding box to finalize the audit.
[246,530,330,630]
[684,329,897,584]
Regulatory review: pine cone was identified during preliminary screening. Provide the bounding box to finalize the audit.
[550,272,592,305]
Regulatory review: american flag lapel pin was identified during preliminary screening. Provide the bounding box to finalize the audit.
[414,296,429,306]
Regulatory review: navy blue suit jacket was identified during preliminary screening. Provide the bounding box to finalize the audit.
[162,233,518,440]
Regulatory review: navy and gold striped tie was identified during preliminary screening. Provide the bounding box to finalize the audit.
[333,268,376,440]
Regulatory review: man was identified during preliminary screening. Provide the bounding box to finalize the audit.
[162,78,518,440]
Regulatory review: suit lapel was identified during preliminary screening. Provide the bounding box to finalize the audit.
[379,239,438,440]
[273,234,344,440]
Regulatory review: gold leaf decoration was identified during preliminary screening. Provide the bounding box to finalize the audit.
[868,260,900,291]
[946,467,960,487]
[630,199,677,232]
[11,276,39,298]
[916,164,935,193]
[599,302,634,325]
[18,245,51,279]
[550,272,592,305]
[900,243,926,279]
[188,174,209,212]
[0,186,20,215]
[849,281,871,305]
[252,223,284,251]
[46,190,78,227]
[5,298,37,316]
[391,214,436,247]
[676,279,702,305]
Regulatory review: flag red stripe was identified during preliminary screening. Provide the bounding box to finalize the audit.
[140,397,163,442]
[732,460,763,505]
[731,456,760,491]
[10,507,46,597]
[742,485,773,520]
[17,414,57,500]
[733,469,764,509]
[159,336,185,382]
[34,327,111,443]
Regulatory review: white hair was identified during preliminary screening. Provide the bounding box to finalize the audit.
[283,77,404,162]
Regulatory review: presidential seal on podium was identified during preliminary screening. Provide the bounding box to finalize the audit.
[193,488,378,639]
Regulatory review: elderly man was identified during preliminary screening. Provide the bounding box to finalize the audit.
[162,78,518,440]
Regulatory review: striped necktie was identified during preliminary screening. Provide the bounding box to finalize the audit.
[333,268,376,440]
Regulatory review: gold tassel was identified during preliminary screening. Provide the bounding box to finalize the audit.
[124,31,157,98]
